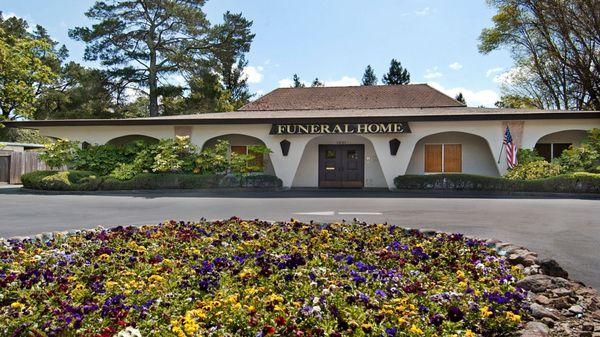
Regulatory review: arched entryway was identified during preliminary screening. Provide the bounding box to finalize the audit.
[291,134,386,188]
[406,131,499,176]
[106,134,159,147]
[202,134,275,175]
[533,130,587,162]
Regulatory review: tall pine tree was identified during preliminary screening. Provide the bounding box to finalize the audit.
[382,59,410,85]
[311,78,324,87]
[292,74,305,88]
[70,1,254,117]
[361,65,377,85]
[455,92,466,105]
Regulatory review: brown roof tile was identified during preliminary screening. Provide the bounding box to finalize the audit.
[239,84,465,111]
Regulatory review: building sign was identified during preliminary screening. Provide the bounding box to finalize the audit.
[270,122,410,135]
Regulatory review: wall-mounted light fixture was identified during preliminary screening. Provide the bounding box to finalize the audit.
[389,138,401,156]
[280,139,291,156]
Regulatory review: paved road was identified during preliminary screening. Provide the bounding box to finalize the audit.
[1,186,599,288]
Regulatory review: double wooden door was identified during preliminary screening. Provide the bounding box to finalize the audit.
[318,144,364,188]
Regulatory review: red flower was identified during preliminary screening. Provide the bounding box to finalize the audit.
[263,325,276,335]
[275,316,286,326]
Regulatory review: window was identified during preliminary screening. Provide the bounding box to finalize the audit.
[534,143,571,162]
[424,144,462,173]
[230,145,264,171]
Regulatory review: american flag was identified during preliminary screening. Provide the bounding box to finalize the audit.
[504,126,518,169]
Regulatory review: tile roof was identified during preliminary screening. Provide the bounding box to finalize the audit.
[239,84,465,111]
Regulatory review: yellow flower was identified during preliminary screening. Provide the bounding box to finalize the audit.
[274,304,286,312]
[409,324,424,334]
[98,254,110,261]
[480,306,492,318]
[10,302,24,310]
[456,270,466,279]
[465,330,476,337]
[148,275,164,283]
[506,311,521,322]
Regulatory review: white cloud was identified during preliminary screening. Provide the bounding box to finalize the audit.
[486,67,503,78]
[428,81,499,107]
[493,66,531,86]
[255,89,265,96]
[449,62,463,70]
[243,66,264,84]
[278,76,359,88]
[3,12,20,19]
[323,76,360,87]
[424,67,443,80]
[414,7,431,16]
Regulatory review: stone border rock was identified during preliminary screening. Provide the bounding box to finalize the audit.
[2,224,599,337]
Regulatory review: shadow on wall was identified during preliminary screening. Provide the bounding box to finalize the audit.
[106,135,159,147]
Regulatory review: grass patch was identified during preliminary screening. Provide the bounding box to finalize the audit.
[394,173,600,194]
[1,219,527,336]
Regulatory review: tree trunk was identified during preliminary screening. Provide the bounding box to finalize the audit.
[148,50,159,117]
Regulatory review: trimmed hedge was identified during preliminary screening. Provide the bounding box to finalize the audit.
[21,171,283,191]
[393,173,600,194]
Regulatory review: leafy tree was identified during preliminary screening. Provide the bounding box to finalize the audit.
[494,94,537,109]
[311,78,324,87]
[455,92,466,105]
[0,17,58,120]
[39,139,79,169]
[479,0,600,110]
[361,65,377,86]
[382,59,410,85]
[71,1,254,117]
[292,74,305,88]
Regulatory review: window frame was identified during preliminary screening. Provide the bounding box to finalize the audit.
[534,142,572,161]
[424,143,462,174]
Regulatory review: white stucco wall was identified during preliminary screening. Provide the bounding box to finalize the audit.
[33,116,600,189]
[536,130,588,145]
[405,132,499,176]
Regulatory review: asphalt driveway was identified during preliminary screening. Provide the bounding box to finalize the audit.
[0,186,599,288]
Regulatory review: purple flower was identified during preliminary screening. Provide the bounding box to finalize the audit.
[447,306,464,322]
[385,327,397,336]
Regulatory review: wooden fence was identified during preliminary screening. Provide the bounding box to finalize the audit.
[0,151,54,184]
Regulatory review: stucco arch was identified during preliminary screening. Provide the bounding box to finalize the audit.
[106,134,159,146]
[533,129,588,147]
[201,133,275,175]
[291,134,387,188]
[405,131,500,176]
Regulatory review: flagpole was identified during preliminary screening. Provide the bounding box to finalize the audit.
[497,142,504,164]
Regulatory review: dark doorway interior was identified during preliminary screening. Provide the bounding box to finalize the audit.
[318,144,364,188]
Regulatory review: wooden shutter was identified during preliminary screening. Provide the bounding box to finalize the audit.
[424,144,442,173]
[444,144,462,173]
[230,146,247,155]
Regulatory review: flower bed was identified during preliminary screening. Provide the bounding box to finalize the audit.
[1,219,528,336]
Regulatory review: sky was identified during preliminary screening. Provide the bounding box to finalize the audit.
[0,0,514,107]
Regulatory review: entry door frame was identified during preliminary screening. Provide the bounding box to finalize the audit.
[318,144,365,188]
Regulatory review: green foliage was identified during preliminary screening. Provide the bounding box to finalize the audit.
[109,163,138,181]
[455,92,466,105]
[361,65,377,86]
[39,139,79,169]
[194,139,229,174]
[311,78,324,87]
[0,26,57,119]
[70,1,254,116]
[21,170,101,191]
[0,127,50,144]
[558,144,600,173]
[394,173,600,194]
[505,160,563,180]
[292,74,305,88]
[151,136,198,173]
[73,143,139,176]
[517,148,544,165]
[494,94,537,109]
[382,59,410,85]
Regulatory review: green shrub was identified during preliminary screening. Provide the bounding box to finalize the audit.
[151,136,198,173]
[194,139,229,174]
[39,139,79,169]
[21,170,101,191]
[393,173,600,194]
[74,143,141,176]
[505,160,564,180]
[109,163,138,181]
[517,148,544,164]
[557,143,600,173]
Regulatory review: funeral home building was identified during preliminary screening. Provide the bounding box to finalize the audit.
[6,84,600,189]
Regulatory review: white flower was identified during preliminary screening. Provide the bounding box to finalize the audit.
[114,326,142,337]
